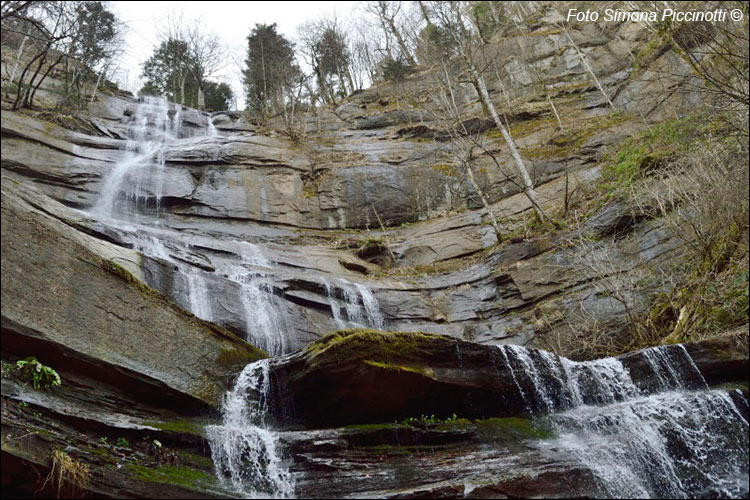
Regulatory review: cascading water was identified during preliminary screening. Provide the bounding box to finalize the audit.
[497,344,748,498]
[206,360,294,498]
[323,278,386,330]
[545,390,748,499]
[225,241,289,355]
[92,96,180,218]
[184,267,213,322]
[207,115,219,137]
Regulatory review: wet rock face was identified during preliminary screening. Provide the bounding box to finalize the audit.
[1,184,265,408]
[280,421,605,499]
[0,10,706,353]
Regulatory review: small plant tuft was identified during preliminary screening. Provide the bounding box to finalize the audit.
[43,449,90,498]
[15,357,61,390]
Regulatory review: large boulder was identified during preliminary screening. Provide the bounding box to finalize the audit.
[268,329,529,428]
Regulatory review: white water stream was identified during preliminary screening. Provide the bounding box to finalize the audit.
[205,360,294,498]
[225,241,290,356]
[323,278,386,331]
[92,96,180,218]
[497,344,747,498]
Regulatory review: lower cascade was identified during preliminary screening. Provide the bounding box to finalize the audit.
[205,360,294,498]
[544,390,749,499]
[206,342,748,499]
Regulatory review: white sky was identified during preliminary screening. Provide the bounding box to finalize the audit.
[108,1,361,109]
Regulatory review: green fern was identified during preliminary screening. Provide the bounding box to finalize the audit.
[15,356,61,390]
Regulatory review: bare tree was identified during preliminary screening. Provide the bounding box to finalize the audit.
[4,2,86,110]
[429,63,503,243]
[152,12,227,109]
[365,1,416,65]
[428,1,549,222]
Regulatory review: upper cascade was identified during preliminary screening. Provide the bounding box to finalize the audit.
[92,96,183,219]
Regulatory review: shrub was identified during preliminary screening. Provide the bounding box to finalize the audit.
[380,56,414,82]
[15,357,61,390]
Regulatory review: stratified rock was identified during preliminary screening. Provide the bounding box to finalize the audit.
[268,329,528,428]
[580,200,645,238]
[267,330,749,429]
[1,183,266,408]
[682,336,748,385]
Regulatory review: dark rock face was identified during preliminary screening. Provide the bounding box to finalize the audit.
[268,330,528,428]
[580,200,648,239]
[266,330,748,429]
[279,421,605,499]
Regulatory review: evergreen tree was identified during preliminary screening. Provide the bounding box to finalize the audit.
[243,23,298,116]
[141,37,200,106]
[203,81,234,111]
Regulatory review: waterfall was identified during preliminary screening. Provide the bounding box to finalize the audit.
[226,242,289,355]
[355,283,386,330]
[184,268,213,322]
[207,115,219,137]
[206,360,294,498]
[496,344,714,413]
[323,278,386,331]
[544,390,749,499]
[496,344,748,498]
[92,96,180,218]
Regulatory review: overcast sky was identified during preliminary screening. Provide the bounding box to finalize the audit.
[108,1,361,108]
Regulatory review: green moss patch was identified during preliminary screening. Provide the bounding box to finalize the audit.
[600,114,702,192]
[176,451,215,470]
[343,422,407,432]
[143,419,206,437]
[362,360,432,377]
[305,329,447,360]
[474,417,553,441]
[127,463,216,489]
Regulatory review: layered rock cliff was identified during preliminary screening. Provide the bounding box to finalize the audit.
[2,9,748,499]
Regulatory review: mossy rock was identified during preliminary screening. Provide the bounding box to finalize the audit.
[270,329,531,428]
[304,328,448,361]
[127,463,216,490]
[474,417,553,441]
[143,419,207,437]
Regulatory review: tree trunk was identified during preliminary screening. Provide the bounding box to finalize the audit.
[471,66,548,221]
[418,1,433,26]
[10,35,27,84]
[22,51,49,107]
[547,93,563,130]
[12,47,47,110]
[451,3,548,221]
[30,53,64,108]
[462,148,502,244]
[198,85,205,109]
[561,24,616,110]
[90,66,105,106]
